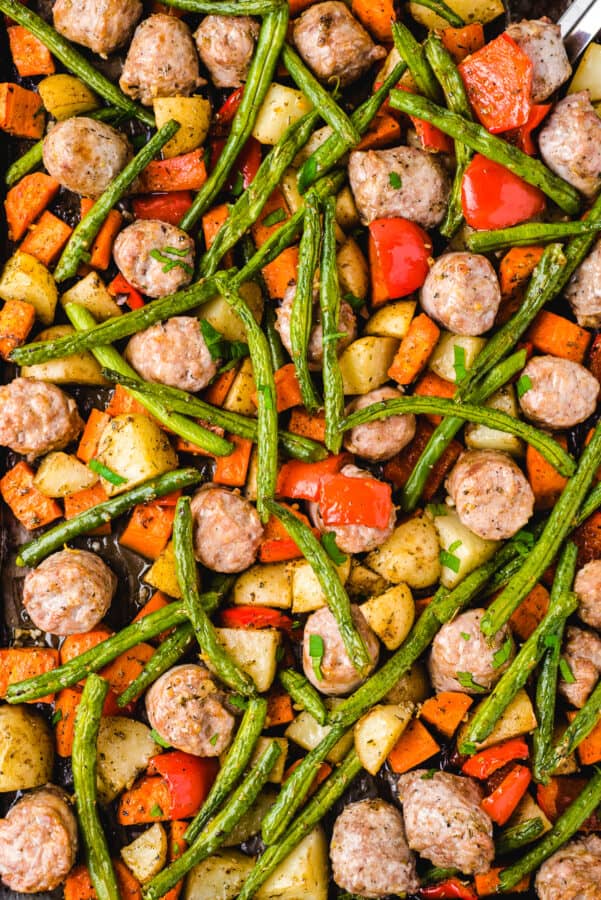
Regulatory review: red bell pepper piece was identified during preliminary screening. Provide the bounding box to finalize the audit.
[461,737,530,780]
[132,191,193,226]
[461,154,545,230]
[318,472,393,529]
[420,878,477,900]
[396,85,453,152]
[458,33,533,134]
[481,764,532,826]
[147,751,218,819]
[211,136,262,192]
[219,605,294,631]
[108,273,145,310]
[259,537,304,563]
[215,86,244,130]
[368,218,433,299]
[276,453,350,501]
[507,103,552,156]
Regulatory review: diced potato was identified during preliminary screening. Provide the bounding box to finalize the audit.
[222,788,277,847]
[366,300,416,341]
[337,238,369,303]
[121,823,168,884]
[569,43,601,102]
[38,74,99,119]
[433,508,498,589]
[153,95,211,158]
[95,413,178,496]
[354,702,413,774]
[0,705,54,792]
[338,336,400,395]
[336,186,360,232]
[285,702,354,763]
[361,583,415,650]
[212,628,281,692]
[244,447,259,502]
[366,515,441,589]
[34,451,98,498]
[293,125,332,165]
[385,662,431,705]
[199,281,263,344]
[248,737,288,783]
[97,717,162,803]
[280,167,304,216]
[0,250,58,325]
[234,561,294,610]
[409,0,503,29]
[291,556,351,614]
[458,689,537,751]
[61,272,122,322]
[507,792,552,835]
[222,357,257,416]
[253,83,313,145]
[185,851,255,899]
[346,561,389,601]
[144,540,182,599]
[21,324,108,385]
[428,332,486,384]
[256,827,328,900]
[465,384,523,456]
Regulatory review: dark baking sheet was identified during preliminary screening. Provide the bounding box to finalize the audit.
[0,1,592,897]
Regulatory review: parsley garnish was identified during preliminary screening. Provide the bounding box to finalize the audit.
[229,694,248,711]
[322,532,347,565]
[516,374,533,399]
[421,768,437,779]
[453,345,467,383]
[149,246,193,276]
[428,503,448,517]
[150,728,171,748]
[457,671,487,693]
[51,709,63,726]
[559,657,576,684]
[263,208,286,227]
[309,633,325,682]
[389,171,403,189]
[88,458,127,486]
[460,632,471,641]
[343,291,364,311]
[440,539,462,573]
[209,732,220,746]
[493,637,513,669]
[150,803,163,818]
[200,319,249,366]
[462,741,477,756]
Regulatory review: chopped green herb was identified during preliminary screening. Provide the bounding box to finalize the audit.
[291,620,301,630]
[149,247,193,276]
[343,291,364,311]
[322,532,348,565]
[559,657,576,684]
[150,803,164,818]
[88,458,127,486]
[460,632,471,641]
[457,671,487,693]
[462,741,477,756]
[389,171,403,189]
[172,842,181,856]
[200,319,249,366]
[440,539,462,573]
[453,345,467,383]
[209,732,220,746]
[263,208,286,227]
[428,503,449,517]
[257,383,276,412]
[150,728,171,748]
[420,768,437,779]
[51,709,63,726]
[516,374,533,399]
[493,637,514,669]
[309,633,325,682]
[228,694,248,711]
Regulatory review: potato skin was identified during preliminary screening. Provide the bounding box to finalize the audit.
[0,705,54,792]
[95,413,178,495]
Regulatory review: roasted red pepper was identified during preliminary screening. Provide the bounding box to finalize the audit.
[481,764,532,825]
[108,273,144,310]
[507,103,552,155]
[211,136,262,191]
[420,877,478,900]
[461,154,546,230]
[214,86,244,130]
[318,472,393,529]
[131,190,193,226]
[368,218,433,299]
[219,605,293,631]
[276,453,350,501]
[147,752,218,819]
[462,738,530,780]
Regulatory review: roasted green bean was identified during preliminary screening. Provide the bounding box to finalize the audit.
[290,191,322,411]
[320,196,345,454]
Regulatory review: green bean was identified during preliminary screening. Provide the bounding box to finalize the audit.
[467,220,601,253]
[179,6,288,230]
[279,668,328,725]
[174,497,256,695]
[482,421,601,637]
[342,396,575,477]
[117,623,195,707]
[15,468,202,569]
[499,768,601,891]
[496,817,546,856]
[266,499,371,673]
[159,0,284,12]
[282,44,360,146]
[320,197,345,454]
[215,277,277,520]
[72,675,119,900]
[101,368,327,462]
[297,58,408,194]
[409,0,465,26]
[389,91,581,215]
[532,544,579,783]
[392,23,443,103]
[290,192,322,411]
[145,741,282,899]
[460,573,578,753]
[185,697,268,842]
[55,121,179,281]
[542,679,601,778]
[577,482,601,526]
[424,33,474,238]
[240,748,363,900]
[264,303,287,371]
[0,0,153,125]
[66,304,233,456]
[421,867,462,886]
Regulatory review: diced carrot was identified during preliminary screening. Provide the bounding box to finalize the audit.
[419,692,473,739]
[119,502,175,559]
[161,821,188,900]
[114,861,143,900]
[136,149,207,193]
[0,298,35,360]
[64,865,97,900]
[266,691,295,728]
[54,686,82,757]
[8,25,55,76]
[284,758,332,796]
[252,188,290,247]
[384,419,462,501]
[351,0,395,41]
[214,434,254,487]
[260,504,316,563]
[475,869,530,896]
[251,190,298,298]
[509,582,550,640]
[133,591,173,644]
[202,203,229,248]
[4,171,60,241]
[526,437,569,510]
[252,363,303,413]
[0,82,45,139]
[388,719,440,774]
[527,309,591,364]
[80,199,123,270]
[413,370,457,424]
[0,647,59,704]
[288,407,326,443]
[20,209,72,266]
[356,113,402,150]
[499,245,545,300]
[117,774,172,824]
[441,23,485,63]
[100,643,155,696]
[63,482,111,535]
[262,245,299,300]
[106,384,150,417]
[368,232,390,308]
[60,625,114,667]
[388,314,441,386]
[567,710,601,765]
[0,461,62,530]
[203,367,239,407]
[77,409,111,462]
[414,595,435,617]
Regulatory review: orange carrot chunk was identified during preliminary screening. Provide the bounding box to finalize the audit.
[119,502,175,559]
[7,25,55,77]
[77,409,111,463]
[117,774,172,825]
[80,199,123,270]
[351,0,395,41]
[4,171,60,241]
[136,149,207,193]
[527,309,591,364]
[419,692,474,739]
[0,83,45,139]
[0,298,36,360]
[388,719,440,774]
[20,210,73,267]
[388,314,441,386]
[0,648,59,704]
[357,113,402,151]
[288,407,327,443]
[214,434,254,487]
[0,461,62,530]
[526,437,569,510]
[54,686,82,757]
[441,23,485,63]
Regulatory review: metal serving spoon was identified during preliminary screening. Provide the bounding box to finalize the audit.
[558,0,601,62]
